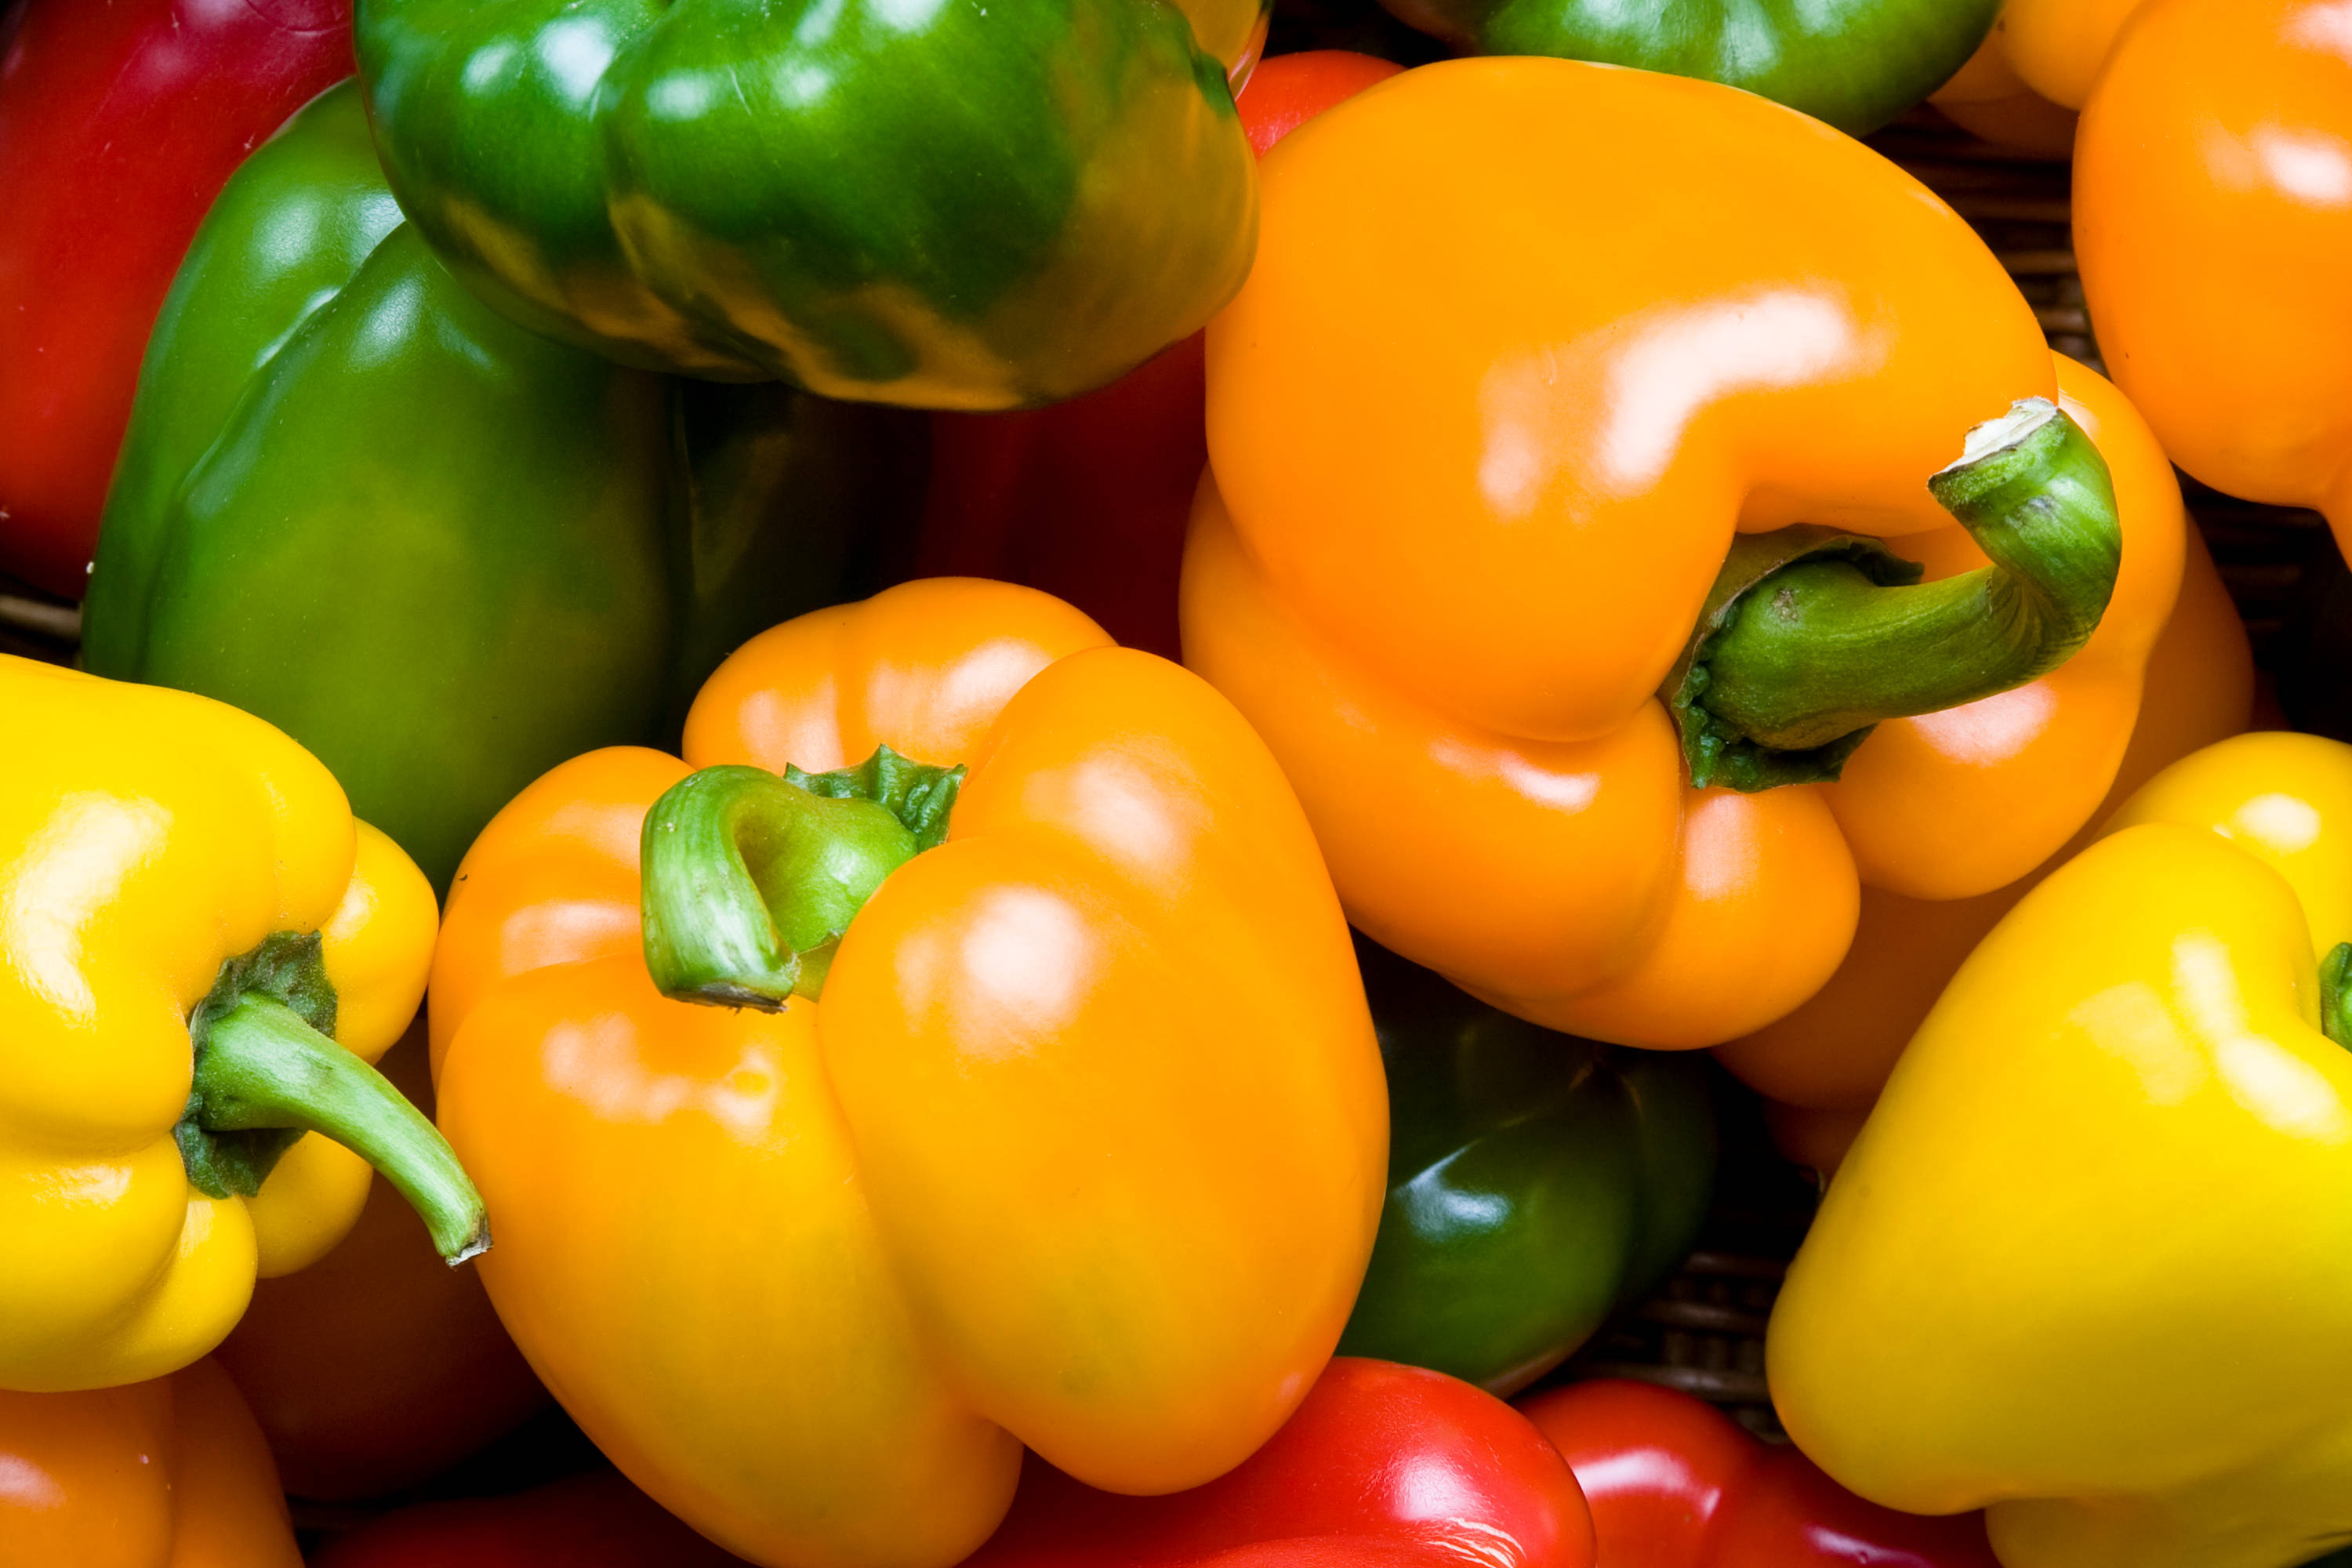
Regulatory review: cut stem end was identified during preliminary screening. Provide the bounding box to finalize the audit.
[1668,398,2122,792]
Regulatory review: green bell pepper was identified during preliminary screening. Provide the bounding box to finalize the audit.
[1375,0,1999,135]
[83,81,915,892]
[352,0,1258,409]
[1338,938,1717,1396]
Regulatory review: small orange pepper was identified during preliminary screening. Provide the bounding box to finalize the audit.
[0,1359,300,1568]
[1998,0,2152,109]
[1927,0,2154,151]
[1185,60,2170,1048]
[1927,29,2078,156]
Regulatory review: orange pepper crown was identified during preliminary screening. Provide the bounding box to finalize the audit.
[1186,59,2169,1050]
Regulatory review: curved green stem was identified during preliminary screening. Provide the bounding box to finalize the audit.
[640,747,964,1009]
[187,994,488,1264]
[1673,398,2122,792]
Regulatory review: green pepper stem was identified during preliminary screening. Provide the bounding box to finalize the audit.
[2321,944,2352,1049]
[1695,398,2122,760]
[640,750,962,1009]
[195,995,489,1264]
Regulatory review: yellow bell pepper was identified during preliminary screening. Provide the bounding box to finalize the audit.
[1,655,471,1392]
[1770,728,2352,1568]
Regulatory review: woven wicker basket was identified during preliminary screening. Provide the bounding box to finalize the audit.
[0,81,2332,1466]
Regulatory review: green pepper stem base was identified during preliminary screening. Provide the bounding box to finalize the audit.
[640,746,964,1009]
[191,993,489,1265]
[2321,944,2352,1049]
[1671,397,2122,792]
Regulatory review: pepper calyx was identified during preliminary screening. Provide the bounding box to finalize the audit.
[641,746,964,1010]
[179,931,490,1265]
[1664,528,1924,792]
[785,745,964,853]
[1667,398,2122,793]
[176,931,336,1200]
[2321,943,2352,1050]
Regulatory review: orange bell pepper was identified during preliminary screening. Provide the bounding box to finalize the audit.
[1999,0,2151,109]
[1926,29,2077,157]
[1927,0,2158,154]
[1185,60,2165,1049]
[2076,0,2352,557]
[211,1025,546,1501]
[1715,358,2253,1160]
[0,1358,300,1568]
[428,579,1385,1568]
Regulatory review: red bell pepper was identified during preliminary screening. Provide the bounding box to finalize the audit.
[908,50,1403,659]
[1229,49,1411,156]
[0,0,354,598]
[912,337,1207,659]
[961,1357,1596,1567]
[1520,1380,1999,1568]
[310,1470,748,1567]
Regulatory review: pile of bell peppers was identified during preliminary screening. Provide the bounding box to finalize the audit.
[9,2,2352,1566]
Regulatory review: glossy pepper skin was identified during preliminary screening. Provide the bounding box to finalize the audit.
[1338,938,1715,1396]
[428,579,1385,1568]
[1771,730,2352,1568]
[1992,0,2150,108]
[1,655,463,1393]
[82,82,913,894]
[910,49,1403,659]
[2075,0,2352,562]
[1522,1379,1999,1568]
[1186,60,2162,1051]
[353,0,1258,409]
[1733,523,2252,1170]
[0,1359,301,1568]
[1926,31,2076,156]
[1715,358,2248,1151]
[0,0,353,599]
[1370,0,1997,134]
[212,1027,546,1501]
[312,1471,746,1567]
[964,1358,1596,1568]
[1926,0,2153,151]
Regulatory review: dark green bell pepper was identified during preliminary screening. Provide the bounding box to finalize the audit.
[83,81,916,892]
[352,0,1258,409]
[1376,0,1999,135]
[1338,937,1717,1396]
